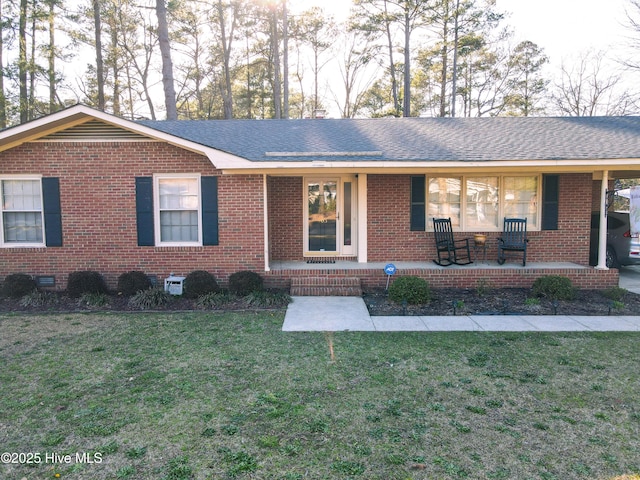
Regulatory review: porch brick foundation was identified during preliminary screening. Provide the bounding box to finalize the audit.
[290,277,362,296]
[265,266,619,292]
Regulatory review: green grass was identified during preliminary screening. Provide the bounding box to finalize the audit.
[1,312,640,479]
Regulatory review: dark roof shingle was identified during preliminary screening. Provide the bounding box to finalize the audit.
[138,116,640,162]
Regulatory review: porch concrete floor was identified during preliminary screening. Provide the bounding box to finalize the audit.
[270,260,588,271]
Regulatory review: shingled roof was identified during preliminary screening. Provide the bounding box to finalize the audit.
[138,116,640,162]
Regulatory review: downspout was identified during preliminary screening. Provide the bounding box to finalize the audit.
[596,170,608,270]
[263,174,270,272]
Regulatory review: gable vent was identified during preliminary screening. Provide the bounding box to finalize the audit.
[38,120,151,142]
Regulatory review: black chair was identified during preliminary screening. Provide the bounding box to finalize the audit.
[432,218,473,266]
[497,218,529,266]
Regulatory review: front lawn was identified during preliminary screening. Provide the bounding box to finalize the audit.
[1,312,639,479]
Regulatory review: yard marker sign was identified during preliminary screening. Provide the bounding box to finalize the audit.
[384,263,397,291]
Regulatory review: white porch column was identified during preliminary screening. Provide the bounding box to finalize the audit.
[357,174,368,263]
[596,170,609,270]
[263,174,270,272]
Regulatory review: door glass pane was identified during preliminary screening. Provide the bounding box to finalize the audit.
[466,177,499,229]
[308,180,337,252]
[343,182,352,246]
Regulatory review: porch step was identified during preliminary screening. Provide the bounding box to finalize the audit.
[290,277,362,296]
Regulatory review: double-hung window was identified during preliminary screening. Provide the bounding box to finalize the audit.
[155,175,201,245]
[423,175,540,231]
[1,177,45,246]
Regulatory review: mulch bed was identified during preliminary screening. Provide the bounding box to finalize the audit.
[2,288,640,317]
[363,288,640,317]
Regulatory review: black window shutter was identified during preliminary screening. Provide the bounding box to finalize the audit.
[542,174,559,230]
[42,177,63,247]
[410,176,426,231]
[201,176,219,246]
[135,177,155,246]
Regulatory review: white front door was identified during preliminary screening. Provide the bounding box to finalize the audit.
[304,176,357,256]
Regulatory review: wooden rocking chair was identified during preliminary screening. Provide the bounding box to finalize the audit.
[497,218,529,266]
[432,218,473,266]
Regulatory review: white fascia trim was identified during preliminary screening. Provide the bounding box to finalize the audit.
[218,157,640,172]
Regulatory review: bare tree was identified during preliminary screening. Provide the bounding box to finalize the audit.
[552,50,638,116]
[333,31,378,118]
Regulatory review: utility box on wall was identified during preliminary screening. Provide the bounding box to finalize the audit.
[164,275,185,295]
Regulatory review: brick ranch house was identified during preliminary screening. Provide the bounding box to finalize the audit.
[1,104,639,295]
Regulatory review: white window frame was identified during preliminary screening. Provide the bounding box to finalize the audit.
[154,174,202,246]
[0,175,45,248]
[426,174,541,231]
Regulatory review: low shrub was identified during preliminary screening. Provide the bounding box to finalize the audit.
[388,276,431,305]
[128,288,171,310]
[184,270,219,299]
[602,286,628,302]
[67,271,108,298]
[243,290,292,308]
[195,291,237,309]
[228,271,264,296]
[19,290,59,308]
[77,292,110,308]
[531,275,576,300]
[117,271,152,296]
[2,273,37,298]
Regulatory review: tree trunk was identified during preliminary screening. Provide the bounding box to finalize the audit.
[19,0,28,123]
[383,0,399,114]
[156,0,178,120]
[48,0,57,113]
[217,0,234,119]
[0,0,7,127]
[439,1,449,117]
[403,6,410,117]
[450,0,460,117]
[93,0,105,111]
[111,27,120,116]
[271,8,282,119]
[282,0,289,119]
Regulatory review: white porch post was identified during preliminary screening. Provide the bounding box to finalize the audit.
[357,174,368,263]
[596,170,609,270]
[263,174,270,272]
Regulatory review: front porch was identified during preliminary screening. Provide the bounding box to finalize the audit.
[264,260,619,295]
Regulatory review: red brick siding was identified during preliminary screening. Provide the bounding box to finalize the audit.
[268,176,303,261]
[368,175,426,261]
[366,173,594,265]
[0,142,264,289]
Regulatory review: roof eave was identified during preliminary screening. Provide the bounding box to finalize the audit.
[219,157,640,174]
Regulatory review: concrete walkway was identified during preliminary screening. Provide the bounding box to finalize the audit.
[283,266,640,332]
[282,296,640,332]
[620,265,640,294]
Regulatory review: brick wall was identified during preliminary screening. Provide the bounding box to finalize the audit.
[268,176,303,261]
[367,173,594,265]
[0,141,264,289]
